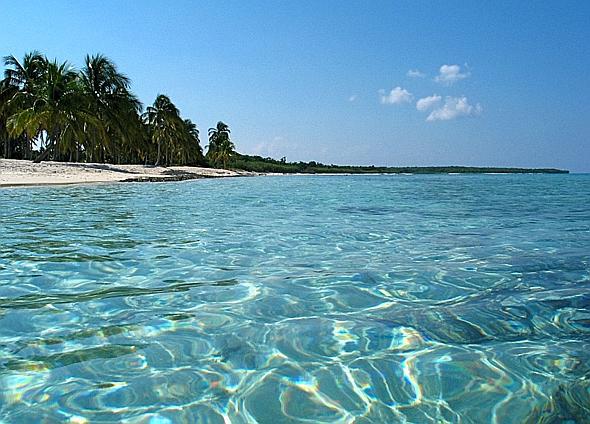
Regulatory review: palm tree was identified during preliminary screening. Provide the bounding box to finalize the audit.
[1,51,46,158]
[2,51,46,96]
[207,121,234,169]
[182,118,204,165]
[144,94,183,166]
[0,79,11,158]
[80,54,143,163]
[4,55,104,162]
[2,51,210,166]
[207,121,230,152]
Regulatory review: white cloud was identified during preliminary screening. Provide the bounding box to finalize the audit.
[426,96,482,121]
[379,87,413,105]
[407,69,425,78]
[348,95,357,102]
[416,95,442,111]
[434,64,470,85]
[251,136,288,157]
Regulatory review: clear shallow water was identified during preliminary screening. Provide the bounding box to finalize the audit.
[0,174,589,423]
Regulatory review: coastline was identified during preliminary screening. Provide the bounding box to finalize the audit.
[0,159,571,188]
[0,159,262,188]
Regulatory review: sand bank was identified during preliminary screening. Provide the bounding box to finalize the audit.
[0,159,260,187]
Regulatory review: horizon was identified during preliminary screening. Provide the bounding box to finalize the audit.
[2,1,589,172]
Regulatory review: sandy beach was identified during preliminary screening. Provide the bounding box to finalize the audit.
[0,159,260,187]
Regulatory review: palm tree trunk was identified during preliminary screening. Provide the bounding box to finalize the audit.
[156,140,161,166]
[34,129,59,163]
[33,139,55,163]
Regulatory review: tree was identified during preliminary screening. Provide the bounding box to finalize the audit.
[1,51,209,166]
[182,118,204,165]
[207,121,235,169]
[1,51,46,159]
[79,54,144,163]
[0,78,12,158]
[4,55,104,162]
[144,94,183,166]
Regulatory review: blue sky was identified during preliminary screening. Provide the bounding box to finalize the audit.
[2,1,589,171]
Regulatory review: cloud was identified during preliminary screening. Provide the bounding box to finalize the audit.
[416,95,442,111]
[251,136,289,157]
[348,95,357,102]
[407,69,425,78]
[426,96,482,121]
[434,64,470,85]
[379,87,413,105]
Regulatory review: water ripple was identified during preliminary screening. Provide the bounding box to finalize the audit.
[1,174,589,422]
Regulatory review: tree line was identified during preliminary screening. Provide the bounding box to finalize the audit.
[0,52,235,167]
[233,154,568,174]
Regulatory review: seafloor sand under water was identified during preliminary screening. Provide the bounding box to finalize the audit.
[0,174,589,423]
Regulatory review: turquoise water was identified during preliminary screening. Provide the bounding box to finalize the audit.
[1,174,589,423]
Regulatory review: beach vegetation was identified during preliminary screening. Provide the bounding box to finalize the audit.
[0,51,207,166]
[207,121,235,169]
[229,154,569,174]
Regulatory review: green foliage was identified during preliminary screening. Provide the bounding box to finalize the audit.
[231,154,569,174]
[0,51,204,165]
[206,121,235,169]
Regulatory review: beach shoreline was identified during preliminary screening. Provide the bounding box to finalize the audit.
[1,158,572,188]
[0,159,262,188]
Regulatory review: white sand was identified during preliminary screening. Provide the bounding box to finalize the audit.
[0,159,260,187]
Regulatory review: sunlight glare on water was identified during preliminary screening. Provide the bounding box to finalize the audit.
[0,174,589,422]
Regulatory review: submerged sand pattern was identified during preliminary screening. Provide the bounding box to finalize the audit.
[0,175,589,422]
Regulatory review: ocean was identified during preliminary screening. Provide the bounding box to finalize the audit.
[1,174,589,422]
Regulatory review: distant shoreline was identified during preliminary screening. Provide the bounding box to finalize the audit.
[0,158,570,188]
[283,167,569,175]
[231,153,569,175]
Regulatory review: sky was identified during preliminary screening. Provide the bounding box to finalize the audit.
[2,1,589,171]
